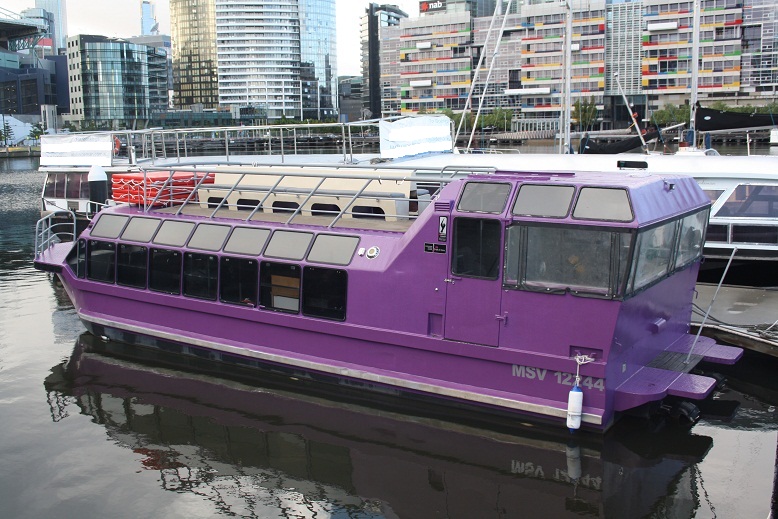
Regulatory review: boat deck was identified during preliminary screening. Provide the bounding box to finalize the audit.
[692,283,778,357]
[152,205,417,233]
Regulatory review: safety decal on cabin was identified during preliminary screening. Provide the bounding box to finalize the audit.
[438,216,448,242]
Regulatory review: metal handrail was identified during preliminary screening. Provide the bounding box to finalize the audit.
[35,210,77,256]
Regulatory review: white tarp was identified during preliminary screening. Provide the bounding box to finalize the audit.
[40,133,114,167]
[379,116,453,159]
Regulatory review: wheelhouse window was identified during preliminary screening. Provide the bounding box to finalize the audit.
[675,209,708,269]
[117,244,147,288]
[260,262,300,312]
[303,266,347,321]
[457,182,512,214]
[220,257,258,306]
[87,240,116,283]
[573,187,633,222]
[264,231,313,261]
[452,218,502,279]
[183,252,218,300]
[149,248,181,294]
[513,184,574,218]
[718,185,778,218]
[505,225,631,297]
[152,220,195,247]
[629,220,678,292]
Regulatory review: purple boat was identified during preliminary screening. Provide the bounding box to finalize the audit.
[33,159,742,432]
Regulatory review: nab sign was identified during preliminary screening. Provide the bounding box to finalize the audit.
[420,1,447,13]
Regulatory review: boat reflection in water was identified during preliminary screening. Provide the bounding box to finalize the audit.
[45,333,717,518]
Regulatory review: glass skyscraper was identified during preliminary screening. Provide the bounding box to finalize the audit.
[65,35,168,127]
[215,0,337,121]
[171,0,219,109]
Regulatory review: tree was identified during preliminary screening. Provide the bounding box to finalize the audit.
[28,122,45,144]
[0,120,13,146]
[650,103,691,127]
[571,98,598,132]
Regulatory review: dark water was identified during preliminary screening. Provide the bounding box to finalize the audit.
[2,155,777,519]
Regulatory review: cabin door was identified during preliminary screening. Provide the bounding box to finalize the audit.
[444,217,504,346]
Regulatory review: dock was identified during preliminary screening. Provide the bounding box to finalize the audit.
[692,283,778,357]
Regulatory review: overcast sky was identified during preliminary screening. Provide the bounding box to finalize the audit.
[2,0,420,75]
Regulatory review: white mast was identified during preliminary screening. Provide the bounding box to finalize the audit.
[689,0,701,145]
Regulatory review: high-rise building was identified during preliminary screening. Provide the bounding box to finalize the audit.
[35,0,68,54]
[20,7,56,57]
[170,0,218,109]
[141,0,159,36]
[360,4,407,119]
[64,35,168,128]
[215,0,337,121]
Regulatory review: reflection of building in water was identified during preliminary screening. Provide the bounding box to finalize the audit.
[43,335,714,518]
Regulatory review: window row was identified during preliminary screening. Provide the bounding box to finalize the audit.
[67,241,347,321]
[90,214,360,265]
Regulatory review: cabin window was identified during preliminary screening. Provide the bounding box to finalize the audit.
[117,244,147,288]
[224,227,271,256]
[452,218,502,279]
[703,189,725,204]
[43,173,66,198]
[307,235,360,266]
[706,224,729,242]
[513,184,575,218]
[87,240,116,283]
[264,230,314,261]
[272,201,299,214]
[302,266,347,321]
[188,223,231,251]
[457,182,512,214]
[629,220,679,292]
[121,217,161,242]
[152,221,196,247]
[149,248,181,294]
[260,262,300,313]
[236,199,260,211]
[91,214,129,239]
[66,239,87,278]
[183,252,218,300]
[65,172,88,198]
[732,225,778,244]
[718,185,778,218]
[220,257,258,306]
[573,188,633,222]
[506,225,630,297]
[353,206,385,219]
[675,209,708,268]
[311,203,340,216]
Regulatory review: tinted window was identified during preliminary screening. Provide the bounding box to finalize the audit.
[121,217,161,242]
[183,252,218,300]
[513,184,575,218]
[188,224,231,251]
[307,235,359,265]
[117,244,147,288]
[260,262,300,313]
[220,257,258,306]
[224,227,271,256]
[149,248,181,294]
[66,239,87,278]
[87,240,116,283]
[303,267,347,321]
[573,188,633,222]
[452,218,502,279]
[153,220,195,247]
[732,225,778,244]
[91,214,129,239]
[719,185,778,218]
[457,182,512,213]
[264,231,313,261]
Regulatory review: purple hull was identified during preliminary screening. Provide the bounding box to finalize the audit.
[35,162,742,431]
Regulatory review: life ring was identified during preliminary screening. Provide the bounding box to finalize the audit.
[113,136,121,154]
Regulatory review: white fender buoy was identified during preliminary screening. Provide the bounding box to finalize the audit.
[566,384,583,431]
